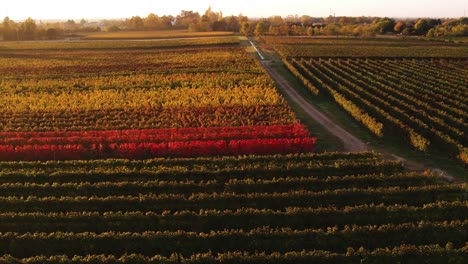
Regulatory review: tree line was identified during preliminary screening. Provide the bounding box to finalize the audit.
[1,6,467,40]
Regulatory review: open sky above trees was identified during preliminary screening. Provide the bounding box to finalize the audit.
[2,0,467,20]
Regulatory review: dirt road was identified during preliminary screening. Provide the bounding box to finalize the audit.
[261,60,369,152]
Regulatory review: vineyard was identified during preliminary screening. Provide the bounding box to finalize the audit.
[0,38,316,160]
[271,37,468,164]
[0,35,467,263]
[82,30,234,40]
[0,152,467,263]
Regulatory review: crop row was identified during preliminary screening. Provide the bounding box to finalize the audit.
[0,137,316,161]
[286,58,467,162]
[0,46,260,77]
[1,86,284,113]
[0,184,465,213]
[0,244,466,264]
[347,59,467,119]
[0,172,439,197]
[0,220,466,258]
[0,72,273,94]
[0,151,380,170]
[316,59,466,150]
[0,105,297,132]
[0,201,464,233]
[275,45,468,58]
[0,125,309,144]
[0,158,403,185]
[261,36,467,47]
[0,36,239,51]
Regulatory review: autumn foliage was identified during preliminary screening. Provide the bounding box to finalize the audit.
[0,125,316,160]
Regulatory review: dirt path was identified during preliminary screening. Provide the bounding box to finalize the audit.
[247,39,366,151]
[262,61,369,152]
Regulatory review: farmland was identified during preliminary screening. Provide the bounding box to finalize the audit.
[0,152,467,262]
[82,29,234,40]
[0,34,467,263]
[267,37,468,165]
[0,38,316,160]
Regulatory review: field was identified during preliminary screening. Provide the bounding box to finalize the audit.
[82,30,234,40]
[0,38,316,160]
[0,35,467,263]
[268,37,468,165]
[0,152,467,262]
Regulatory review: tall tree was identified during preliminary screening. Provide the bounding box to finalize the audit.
[20,17,36,40]
[254,20,269,36]
[128,16,144,31]
[144,13,160,30]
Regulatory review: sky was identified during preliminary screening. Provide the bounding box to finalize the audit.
[2,0,467,20]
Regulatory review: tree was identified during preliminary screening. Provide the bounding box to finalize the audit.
[225,16,240,32]
[64,19,77,31]
[240,22,251,36]
[20,17,36,40]
[268,25,280,35]
[449,24,468,37]
[212,20,227,31]
[175,10,200,28]
[1,17,17,40]
[414,18,440,35]
[46,28,62,40]
[128,16,144,31]
[375,17,395,34]
[322,23,339,36]
[204,6,222,23]
[254,20,269,36]
[144,13,160,30]
[106,25,121,32]
[394,21,405,33]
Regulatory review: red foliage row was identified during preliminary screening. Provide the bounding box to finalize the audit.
[0,137,317,161]
[0,125,309,145]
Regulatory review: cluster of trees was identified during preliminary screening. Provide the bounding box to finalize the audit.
[249,16,467,37]
[1,6,467,40]
[0,17,101,40]
[115,7,245,32]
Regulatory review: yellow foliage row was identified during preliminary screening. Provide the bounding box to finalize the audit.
[2,86,284,113]
[0,47,259,76]
[0,36,238,50]
[0,72,274,93]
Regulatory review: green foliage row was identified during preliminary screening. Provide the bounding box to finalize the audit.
[0,37,240,51]
[0,184,465,213]
[326,59,465,145]
[0,151,380,170]
[356,59,466,117]
[0,244,467,263]
[0,221,466,257]
[275,45,468,58]
[0,172,438,197]
[301,58,467,162]
[0,201,465,233]
[287,57,467,162]
[282,58,320,95]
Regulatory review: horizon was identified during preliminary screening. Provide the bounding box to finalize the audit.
[2,0,467,21]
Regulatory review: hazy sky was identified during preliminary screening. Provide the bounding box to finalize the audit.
[2,0,467,20]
